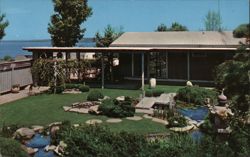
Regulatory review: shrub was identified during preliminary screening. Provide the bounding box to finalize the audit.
[145,89,164,97]
[0,136,29,157]
[145,89,153,97]
[49,85,65,94]
[152,89,164,97]
[167,114,187,127]
[177,86,217,106]
[65,83,80,89]
[0,124,20,138]
[98,97,135,118]
[79,85,90,92]
[87,90,104,101]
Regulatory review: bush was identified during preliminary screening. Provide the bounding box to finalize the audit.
[145,89,153,97]
[49,85,65,94]
[177,86,217,106]
[79,85,90,92]
[0,124,20,138]
[167,114,187,127]
[233,23,250,38]
[87,90,104,101]
[0,136,29,157]
[65,83,80,89]
[98,97,135,118]
[145,89,164,97]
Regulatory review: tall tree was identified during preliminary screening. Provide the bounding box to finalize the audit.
[48,0,92,47]
[0,13,9,40]
[204,10,222,31]
[95,25,123,82]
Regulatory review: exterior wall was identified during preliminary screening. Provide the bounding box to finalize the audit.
[0,61,33,93]
[168,52,187,80]
[190,51,234,80]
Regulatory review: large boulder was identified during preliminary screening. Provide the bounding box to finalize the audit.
[14,128,35,140]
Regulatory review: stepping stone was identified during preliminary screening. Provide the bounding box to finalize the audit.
[85,119,103,125]
[106,118,122,123]
[152,118,169,125]
[143,114,153,119]
[126,116,142,121]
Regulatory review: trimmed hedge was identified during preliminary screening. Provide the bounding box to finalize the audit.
[177,86,217,106]
[87,90,104,101]
[0,136,29,157]
[49,85,65,94]
[65,83,80,89]
[98,97,135,118]
[79,85,90,92]
[145,89,164,97]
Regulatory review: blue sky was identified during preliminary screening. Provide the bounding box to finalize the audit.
[0,0,249,40]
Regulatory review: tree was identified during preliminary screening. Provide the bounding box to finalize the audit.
[95,25,123,81]
[233,23,250,38]
[156,23,168,32]
[204,10,222,31]
[48,0,92,47]
[155,22,188,32]
[95,25,123,47]
[215,44,250,115]
[0,13,9,40]
[169,22,188,31]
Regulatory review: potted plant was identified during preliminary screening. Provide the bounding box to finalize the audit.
[11,84,20,93]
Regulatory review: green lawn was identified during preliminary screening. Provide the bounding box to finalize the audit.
[0,86,181,134]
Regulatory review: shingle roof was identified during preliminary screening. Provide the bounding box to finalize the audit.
[110,31,245,48]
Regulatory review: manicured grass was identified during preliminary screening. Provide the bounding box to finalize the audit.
[0,86,181,133]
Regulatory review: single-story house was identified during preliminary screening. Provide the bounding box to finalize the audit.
[23,31,246,88]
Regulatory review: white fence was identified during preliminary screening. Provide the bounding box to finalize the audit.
[0,60,33,94]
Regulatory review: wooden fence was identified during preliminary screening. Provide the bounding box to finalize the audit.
[0,60,33,94]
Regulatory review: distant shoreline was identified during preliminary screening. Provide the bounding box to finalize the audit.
[1,37,95,42]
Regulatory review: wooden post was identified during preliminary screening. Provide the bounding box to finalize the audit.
[147,53,150,80]
[166,51,168,79]
[187,52,190,80]
[131,53,134,77]
[141,52,145,95]
[101,53,104,89]
[77,52,81,82]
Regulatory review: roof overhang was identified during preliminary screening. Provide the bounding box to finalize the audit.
[23,47,241,53]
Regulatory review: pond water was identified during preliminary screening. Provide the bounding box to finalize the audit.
[26,134,55,157]
[178,107,208,121]
[190,130,204,142]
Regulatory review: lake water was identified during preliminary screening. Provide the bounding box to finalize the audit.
[0,40,96,58]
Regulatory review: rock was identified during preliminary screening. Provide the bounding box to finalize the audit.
[170,125,194,132]
[143,114,153,119]
[106,118,122,123]
[48,122,62,127]
[149,78,156,88]
[152,118,169,125]
[14,128,35,140]
[50,126,60,137]
[63,106,71,111]
[126,116,143,121]
[116,96,125,101]
[73,124,80,127]
[44,145,57,152]
[85,119,103,125]
[88,105,100,114]
[21,145,38,155]
[186,81,193,87]
[31,125,44,133]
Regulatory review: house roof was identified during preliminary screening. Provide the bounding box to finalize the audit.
[110,31,245,48]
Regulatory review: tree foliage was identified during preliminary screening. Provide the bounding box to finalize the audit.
[233,23,250,38]
[204,10,222,31]
[95,25,123,81]
[0,13,9,40]
[215,44,250,115]
[95,25,123,47]
[48,0,92,47]
[156,22,188,32]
